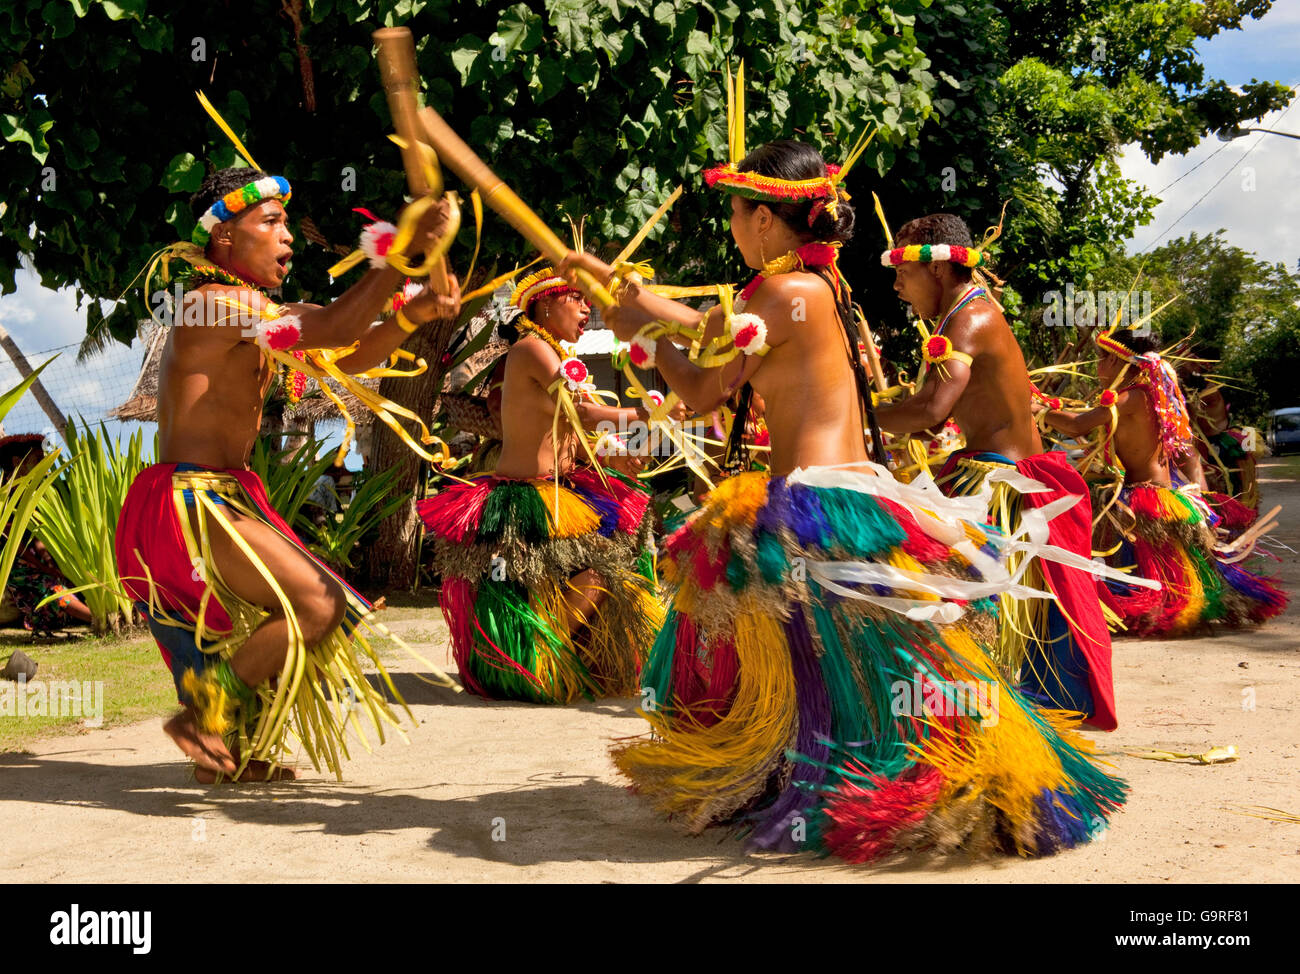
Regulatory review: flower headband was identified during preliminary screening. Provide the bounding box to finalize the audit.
[191,174,292,246]
[510,267,579,312]
[880,243,986,268]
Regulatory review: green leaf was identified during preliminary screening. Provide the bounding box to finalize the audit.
[532,57,566,103]
[497,3,544,53]
[1,113,54,164]
[41,1,74,39]
[0,356,55,424]
[551,0,591,49]
[160,152,204,193]
[100,0,145,20]
[450,38,482,87]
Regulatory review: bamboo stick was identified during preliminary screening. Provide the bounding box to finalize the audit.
[372,28,451,294]
[414,105,615,309]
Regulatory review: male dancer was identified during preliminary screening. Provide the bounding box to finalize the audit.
[117,165,459,780]
[875,214,1119,730]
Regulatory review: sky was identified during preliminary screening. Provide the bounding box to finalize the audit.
[0,3,1296,455]
[1118,1,1300,260]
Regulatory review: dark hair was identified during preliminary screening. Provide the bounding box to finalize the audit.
[734,140,855,243]
[896,213,974,282]
[724,140,883,467]
[190,166,271,222]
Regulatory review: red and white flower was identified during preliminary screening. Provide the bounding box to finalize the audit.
[390,278,423,312]
[628,330,657,370]
[256,312,303,352]
[559,356,594,392]
[360,221,399,269]
[645,389,665,407]
[729,312,768,355]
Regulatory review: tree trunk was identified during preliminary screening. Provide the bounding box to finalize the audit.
[0,323,68,430]
[360,311,460,590]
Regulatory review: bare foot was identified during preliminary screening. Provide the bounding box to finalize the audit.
[163,708,237,775]
[194,760,297,784]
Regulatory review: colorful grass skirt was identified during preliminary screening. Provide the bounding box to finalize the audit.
[1097,482,1286,637]
[614,465,1127,862]
[418,467,662,703]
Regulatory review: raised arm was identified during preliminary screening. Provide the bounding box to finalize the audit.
[329,275,462,374]
[875,315,976,435]
[294,197,455,351]
[1040,402,1118,438]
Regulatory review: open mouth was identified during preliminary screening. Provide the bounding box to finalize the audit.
[276,253,292,274]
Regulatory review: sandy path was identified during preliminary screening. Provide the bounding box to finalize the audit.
[3,466,1299,883]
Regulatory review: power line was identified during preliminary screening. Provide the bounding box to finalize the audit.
[1151,139,1230,196]
[1138,94,1298,254]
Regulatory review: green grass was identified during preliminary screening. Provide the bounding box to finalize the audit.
[0,629,175,752]
[0,603,451,751]
[1258,455,1300,481]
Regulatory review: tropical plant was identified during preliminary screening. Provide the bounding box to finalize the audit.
[248,435,338,535]
[307,466,410,572]
[28,419,148,634]
[0,360,66,603]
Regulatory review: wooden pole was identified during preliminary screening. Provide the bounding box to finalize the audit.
[0,323,67,431]
[413,103,615,308]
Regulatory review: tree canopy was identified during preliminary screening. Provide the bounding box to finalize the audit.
[0,0,1291,373]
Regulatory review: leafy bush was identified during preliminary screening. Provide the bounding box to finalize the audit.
[307,466,410,573]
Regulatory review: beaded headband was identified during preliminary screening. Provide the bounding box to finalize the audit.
[188,92,291,247]
[191,175,292,246]
[880,243,986,268]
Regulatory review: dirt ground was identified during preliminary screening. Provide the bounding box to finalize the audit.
[3,464,1299,884]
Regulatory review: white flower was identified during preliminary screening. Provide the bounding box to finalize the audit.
[360,221,399,269]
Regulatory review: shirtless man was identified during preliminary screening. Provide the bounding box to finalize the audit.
[116,166,459,779]
[874,213,1119,730]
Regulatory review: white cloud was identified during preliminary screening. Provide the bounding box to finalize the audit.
[1119,90,1300,265]
[0,266,91,351]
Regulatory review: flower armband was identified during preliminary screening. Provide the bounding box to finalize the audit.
[628,322,670,370]
[729,312,770,356]
[253,310,303,353]
[360,219,400,270]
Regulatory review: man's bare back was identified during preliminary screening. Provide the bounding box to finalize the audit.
[1109,389,1168,485]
